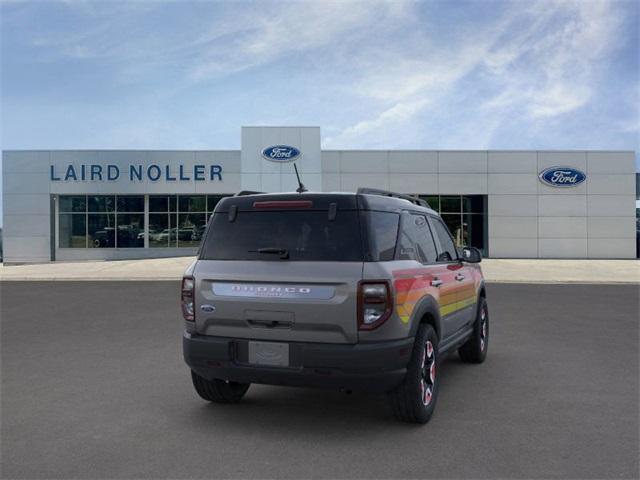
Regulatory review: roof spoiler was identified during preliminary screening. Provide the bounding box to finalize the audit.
[234,190,265,196]
[357,188,428,208]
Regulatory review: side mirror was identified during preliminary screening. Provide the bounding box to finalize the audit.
[461,246,482,263]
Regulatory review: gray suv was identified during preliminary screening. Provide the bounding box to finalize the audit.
[182,189,488,423]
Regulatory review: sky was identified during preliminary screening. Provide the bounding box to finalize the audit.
[1,0,639,223]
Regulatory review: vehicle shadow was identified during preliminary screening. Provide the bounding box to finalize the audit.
[181,355,473,436]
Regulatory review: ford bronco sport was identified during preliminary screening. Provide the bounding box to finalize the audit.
[182,188,488,423]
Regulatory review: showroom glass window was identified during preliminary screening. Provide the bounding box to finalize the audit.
[115,196,144,248]
[59,196,87,247]
[60,194,231,249]
[59,195,144,248]
[149,195,178,248]
[88,195,116,248]
[416,195,487,256]
[148,195,231,248]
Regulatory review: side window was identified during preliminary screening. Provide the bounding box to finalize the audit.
[416,215,438,263]
[431,217,458,262]
[366,211,399,261]
[396,213,438,263]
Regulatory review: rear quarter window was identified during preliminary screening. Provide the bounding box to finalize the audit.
[364,211,399,261]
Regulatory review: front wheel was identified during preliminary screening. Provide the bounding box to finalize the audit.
[191,371,250,403]
[458,297,489,363]
[387,324,440,424]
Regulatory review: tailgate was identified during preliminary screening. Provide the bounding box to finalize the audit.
[194,260,363,344]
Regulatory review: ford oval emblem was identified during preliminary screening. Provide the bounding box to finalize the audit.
[538,166,586,188]
[261,145,301,163]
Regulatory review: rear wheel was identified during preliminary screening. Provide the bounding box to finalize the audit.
[387,324,440,424]
[191,371,250,403]
[458,297,489,363]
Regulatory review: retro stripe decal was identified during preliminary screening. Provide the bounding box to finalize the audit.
[392,267,475,324]
[440,294,476,316]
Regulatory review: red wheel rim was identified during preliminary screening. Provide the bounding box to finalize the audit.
[420,340,436,406]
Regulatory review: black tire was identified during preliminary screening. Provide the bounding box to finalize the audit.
[387,324,440,424]
[458,297,489,364]
[191,371,250,404]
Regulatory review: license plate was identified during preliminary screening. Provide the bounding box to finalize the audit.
[248,341,289,367]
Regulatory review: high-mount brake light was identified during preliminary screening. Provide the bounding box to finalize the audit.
[181,276,195,322]
[252,200,313,209]
[358,281,393,330]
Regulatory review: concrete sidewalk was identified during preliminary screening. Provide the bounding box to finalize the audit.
[0,256,194,282]
[1,257,638,284]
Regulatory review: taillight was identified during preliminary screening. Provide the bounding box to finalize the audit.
[358,281,393,330]
[181,276,195,322]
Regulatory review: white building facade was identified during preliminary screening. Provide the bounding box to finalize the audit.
[2,126,637,263]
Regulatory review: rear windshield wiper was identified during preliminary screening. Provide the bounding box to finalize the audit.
[248,247,290,260]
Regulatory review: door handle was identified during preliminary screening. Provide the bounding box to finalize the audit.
[431,278,443,287]
[455,273,465,281]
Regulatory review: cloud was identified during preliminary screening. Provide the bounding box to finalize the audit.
[189,1,411,80]
[326,0,629,147]
[323,38,498,146]
[328,98,430,146]
[17,0,411,81]
[2,0,636,155]
[482,0,624,119]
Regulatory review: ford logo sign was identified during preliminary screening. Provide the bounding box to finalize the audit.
[538,166,586,188]
[261,145,301,163]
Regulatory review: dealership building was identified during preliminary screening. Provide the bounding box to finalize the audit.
[1,126,637,263]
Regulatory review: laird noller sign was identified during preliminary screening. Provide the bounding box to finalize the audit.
[50,163,223,182]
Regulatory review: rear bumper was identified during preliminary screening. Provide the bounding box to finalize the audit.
[183,332,413,393]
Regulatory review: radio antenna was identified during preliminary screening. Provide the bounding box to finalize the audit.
[293,163,308,193]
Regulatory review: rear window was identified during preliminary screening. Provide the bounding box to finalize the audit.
[200,211,363,261]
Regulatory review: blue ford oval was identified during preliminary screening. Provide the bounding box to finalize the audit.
[261,145,301,162]
[538,166,586,188]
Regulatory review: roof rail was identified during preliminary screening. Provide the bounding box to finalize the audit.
[357,188,429,208]
[234,190,264,196]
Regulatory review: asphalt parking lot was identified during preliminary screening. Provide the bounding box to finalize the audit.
[1,282,638,479]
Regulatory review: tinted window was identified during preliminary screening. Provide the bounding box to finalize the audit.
[178,213,207,247]
[416,215,438,263]
[59,196,86,213]
[116,213,144,248]
[149,213,170,248]
[88,213,115,248]
[416,195,487,256]
[431,218,458,262]
[422,196,439,211]
[178,195,206,212]
[117,195,144,212]
[88,196,115,213]
[464,213,485,252]
[441,214,463,246]
[59,213,86,247]
[440,196,460,213]
[397,213,436,263]
[149,195,168,212]
[462,195,486,213]
[397,217,418,262]
[200,211,363,261]
[366,211,399,261]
